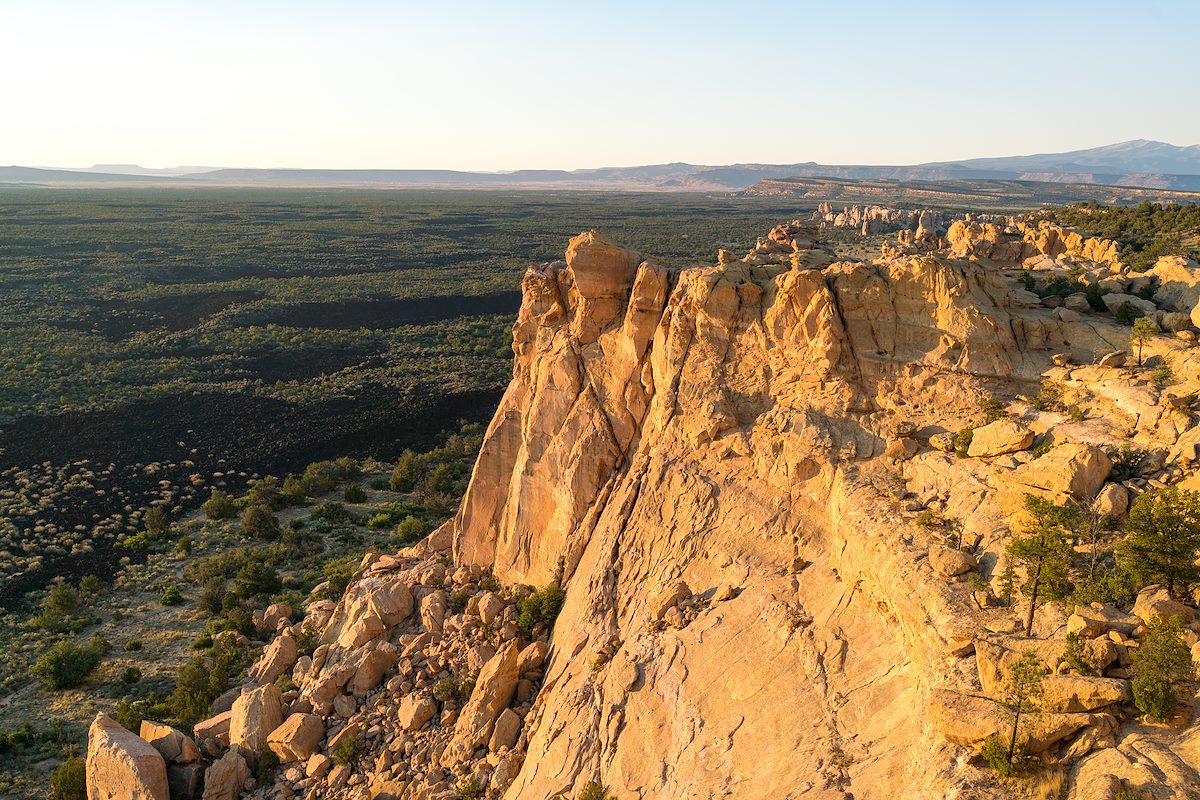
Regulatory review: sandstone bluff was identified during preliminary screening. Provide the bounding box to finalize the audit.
[87,218,1200,799]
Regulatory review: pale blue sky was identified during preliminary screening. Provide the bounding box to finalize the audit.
[3,0,1196,170]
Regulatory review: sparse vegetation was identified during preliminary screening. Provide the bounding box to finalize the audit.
[1130,618,1195,722]
[516,582,566,634]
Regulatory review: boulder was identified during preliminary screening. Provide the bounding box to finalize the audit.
[348,642,397,696]
[267,713,323,763]
[477,592,505,625]
[966,419,1034,458]
[86,713,169,800]
[397,695,437,731]
[1150,255,1200,317]
[1067,604,1139,639]
[167,762,204,800]
[305,753,332,779]
[322,575,413,649]
[1133,585,1198,626]
[488,708,522,752]
[1040,674,1131,712]
[1090,483,1129,518]
[442,640,520,765]
[927,689,1102,754]
[1098,351,1127,368]
[517,641,548,675]
[928,544,977,578]
[229,683,284,753]
[1064,293,1092,313]
[419,590,447,636]
[248,633,298,685]
[650,580,691,621]
[138,720,199,765]
[1101,293,1157,318]
[201,749,249,800]
[192,711,232,746]
[565,230,641,300]
[929,432,956,453]
[996,443,1112,519]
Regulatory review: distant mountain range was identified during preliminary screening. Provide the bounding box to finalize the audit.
[4,139,1200,192]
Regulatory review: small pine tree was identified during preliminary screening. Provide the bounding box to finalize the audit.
[143,505,168,537]
[1130,316,1157,366]
[1000,650,1046,763]
[1116,487,1200,598]
[1007,495,1078,636]
[202,488,237,520]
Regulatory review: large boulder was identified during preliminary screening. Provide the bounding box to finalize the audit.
[1132,585,1198,626]
[229,684,284,753]
[1067,604,1139,639]
[966,419,1034,458]
[1150,255,1200,325]
[322,575,413,649]
[267,713,323,763]
[397,694,437,731]
[138,720,199,765]
[201,749,249,800]
[927,689,1104,754]
[442,640,520,765]
[193,711,232,746]
[928,544,978,578]
[1101,292,1157,318]
[86,713,169,800]
[565,230,641,300]
[248,633,298,685]
[1040,675,1131,712]
[996,443,1112,519]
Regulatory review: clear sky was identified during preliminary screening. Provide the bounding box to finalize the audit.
[3,0,1197,170]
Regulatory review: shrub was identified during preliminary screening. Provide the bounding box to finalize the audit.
[111,699,144,732]
[311,501,360,525]
[123,639,143,652]
[578,782,615,800]
[458,777,484,800]
[160,585,183,606]
[1115,300,1145,325]
[394,516,429,546]
[241,505,280,540]
[516,583,566,634]
[168,635,245,727]
[979,734,1014,777]
[1131,618,1195,722]
[432,675,475,703]
[1107,444,1147,480]
[979,397,1007,422]
[176,535,195,555]
[203,489,237,520]
[280,475,307,506]
[389,450,419,492]
[331,730,363,766]
[143,505,168,537]
[247,476,281,510]
[120,666,142,685]
[1152,363,1175,388]
[323,556,359,600]
[953,427,975,459]
[49,754,86,800]
[36,583,84,631]
[344,484,367,503]
[1032,381,1065,412]
[1062,632,1092,676]
[235,561,281,598]
[32,640,103,689]
[79,575,104,600]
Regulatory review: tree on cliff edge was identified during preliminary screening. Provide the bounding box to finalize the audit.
[1008,494,1077,636]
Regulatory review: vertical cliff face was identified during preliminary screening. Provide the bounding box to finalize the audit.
[444,226,1110,798]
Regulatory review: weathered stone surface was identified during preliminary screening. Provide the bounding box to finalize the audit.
[1090,482,1129,518]
[201,749,248,800]
[1067,604,1139,639]
[650,580,691,620]
[86,713,169,800]
[488,707,522,752]
[443,641,519,765]
[267,713,323,762]
[928,544,977,578]
[322,575,413,649]
[1133,585,1198,626]
[397,694,436,731]
[192,711,232,745]
[249,633,298,685]
[139,720,199,765]
[996,443,1112,518]
[966,419,1034,458]
[229,683,284,753]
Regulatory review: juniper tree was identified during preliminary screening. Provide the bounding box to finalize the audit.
[1116,487,1200,598]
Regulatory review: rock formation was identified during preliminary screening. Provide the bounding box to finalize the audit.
[87,219,1200,799]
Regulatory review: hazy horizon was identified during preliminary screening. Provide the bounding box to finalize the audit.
[5,0,1199,171]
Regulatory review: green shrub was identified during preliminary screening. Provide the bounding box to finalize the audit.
[36,583,83,631]
[143,505,169,536]
[457,777,484,800]
[123,639,143,652]
[516,582,565,634]
[979,397,1007,422]
[344,484,367,503]
[120,666,142,685]
[111,699,144,733]
[432,675,475,703]
[49,754,86,800]
[168,636,246,728]
[247,476,282,509]
[1062,633,1092,676]
[32,640,103,690]
[1131,618,1194,722]
[236,561,281,598]
[979,734,1014,777]
[388,450,419,492]
[953,427,974,458]
[160,585,183,606]
[394,516,429,545]
[203,489,237,520]
[241,505,281,540]
[1107,444,1147,480]
[1115,300,1145,325]
[1152,363,1175,388]
[323,556,359,599]
[331,730,363,766]
[1032,381,1065,412]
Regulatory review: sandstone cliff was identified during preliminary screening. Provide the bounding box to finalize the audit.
[92,221,1200,800]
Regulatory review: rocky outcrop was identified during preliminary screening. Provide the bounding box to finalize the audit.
[86,713,169,800]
